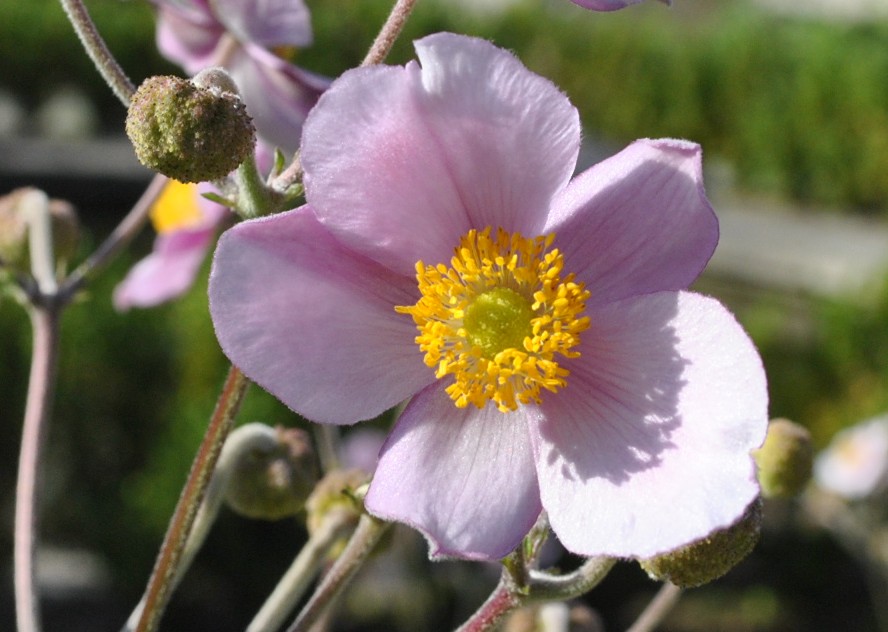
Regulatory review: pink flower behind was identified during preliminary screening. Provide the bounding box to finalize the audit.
[570,0,671,11]
[153,0,328,154]
[114,181,227,310]
[209,33,768,561]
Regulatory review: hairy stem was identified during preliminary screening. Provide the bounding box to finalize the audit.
[458,557,617,632]
[60,174,167,304]
[58,0,135,107]
[247,512,356,632]
[455,571,523,632]
[133,366,250,632]
[625,582,682,632]
[285,514,391,632]
[361,0,421,66]
[14,306,61,632]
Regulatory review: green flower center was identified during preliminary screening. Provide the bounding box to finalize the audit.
[463,287,533,358]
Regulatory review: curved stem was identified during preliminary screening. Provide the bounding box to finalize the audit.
[14,306,61,632]
[313,425,341,474]
[60,174,167,304]
[284,513,391,632]
[458,557,617,632]
[625,582,682,632]
[57,0,135,107]
[123,423,282,632]
[247,512,356,632]
[21,190,57,296]
[361,0,421,66]
[455,572,523,632]
[133,366,250,632]
[527,557,616,602]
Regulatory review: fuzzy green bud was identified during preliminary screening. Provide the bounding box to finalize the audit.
[754,418,813,499]
[223,425,319,520]
[639,498,762,588]
[125,72,255,183]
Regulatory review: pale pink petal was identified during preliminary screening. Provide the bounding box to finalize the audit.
[412,33,579,238]
[208,207,432,425]
[546,139,718,307]
[214,0,313,48]
[531,291,767,558]
[113,227,214,310]
[302,33,579,275]
[229,45,329,155]
[571,0,668,10]
[366,384,541,560]
[155,1,223,76]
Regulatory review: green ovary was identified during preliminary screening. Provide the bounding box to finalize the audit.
[463,287,533,358]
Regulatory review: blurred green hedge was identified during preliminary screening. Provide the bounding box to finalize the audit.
[4,1,888,210]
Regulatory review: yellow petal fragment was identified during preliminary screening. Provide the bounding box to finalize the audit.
[149,180,203,234]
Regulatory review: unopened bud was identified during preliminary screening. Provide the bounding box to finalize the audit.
[305,468,369,536]
[125,73,255,183]
[223,424,319,520]
[0,189,30,269]
[754,418,813,499]
[0,188,80,274]
[639,498,762,588]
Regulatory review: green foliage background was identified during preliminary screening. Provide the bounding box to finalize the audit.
[2,0,888,629]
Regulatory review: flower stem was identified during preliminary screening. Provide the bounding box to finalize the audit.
[60,174,167,304]
[625,582,682,632]
[57,0,135,107]
[247,511,356,632]
[455,571,523,632]
[284,513,391,632]
[361,0,421,66]
[458,557,617,632]
[132,366,250,632]
[14,306,61,632]
[20,190,57,297]
[526,556,617,602]
[123,424,281,632]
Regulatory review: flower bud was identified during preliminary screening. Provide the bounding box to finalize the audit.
[223,424,319,520]
[0,189,30,269]
[754,418,813,499]
[0,188,80,273]
[639,498,762,588]
[305,468,370,536]
[125,73,255,183]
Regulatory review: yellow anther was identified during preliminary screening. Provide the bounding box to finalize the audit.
[397,227,590,412]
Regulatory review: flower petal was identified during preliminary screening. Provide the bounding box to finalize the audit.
[531,291,767,558]
[366,383,542,560]
[302,32,579,275]
[155,0,223,76]
[214,0,313,48]
[208,206,432,424]
[570,0,667,10]
[113,227,215,310]
[546,139,718,307]
[228,44,328,155]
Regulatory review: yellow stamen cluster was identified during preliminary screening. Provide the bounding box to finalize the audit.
[150,180,203,234]
[396,227,590,412]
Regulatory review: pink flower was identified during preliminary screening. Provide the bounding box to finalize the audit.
[209,33,768,560]
[114,181,227,310]
[153,0,328,154]
[570,0,671,10]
